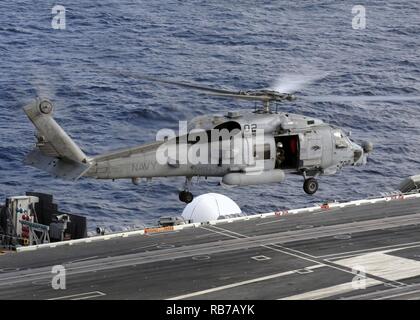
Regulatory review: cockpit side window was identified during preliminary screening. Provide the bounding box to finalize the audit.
[333,130,349,148]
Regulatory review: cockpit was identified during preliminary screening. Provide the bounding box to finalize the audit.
[333,129,350,149]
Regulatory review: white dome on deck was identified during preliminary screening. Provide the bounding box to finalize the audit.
[182,193,242,223]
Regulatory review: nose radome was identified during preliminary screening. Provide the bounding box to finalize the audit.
[362,141,373,153]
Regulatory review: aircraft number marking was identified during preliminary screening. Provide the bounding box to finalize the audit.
[244,124,257,132]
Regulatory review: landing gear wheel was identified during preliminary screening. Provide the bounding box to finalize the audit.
[303,178,318,195]
[179,191,194,203]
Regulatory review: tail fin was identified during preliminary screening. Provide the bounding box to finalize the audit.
[23,98,92,180]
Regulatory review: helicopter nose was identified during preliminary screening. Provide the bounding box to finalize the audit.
[353,141,372,166]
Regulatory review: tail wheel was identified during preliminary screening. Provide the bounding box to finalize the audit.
[179,191,194,203]
[303,178,318,195]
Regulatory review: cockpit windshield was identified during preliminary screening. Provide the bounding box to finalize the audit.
[333,130,349,148]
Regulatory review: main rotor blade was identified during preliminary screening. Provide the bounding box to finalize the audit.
[302,95,420,103]
[100,68,293,102]
[269,73,326,94]
[104,68,238,96]
[204,92,274,102]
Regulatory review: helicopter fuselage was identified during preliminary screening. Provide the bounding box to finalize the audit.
[86,110,370,185]
[23,99,372,202]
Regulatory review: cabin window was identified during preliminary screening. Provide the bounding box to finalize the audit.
[253,143,271,160]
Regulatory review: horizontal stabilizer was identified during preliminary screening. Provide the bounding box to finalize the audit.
[23,98,93,180]
[24,149,91,180]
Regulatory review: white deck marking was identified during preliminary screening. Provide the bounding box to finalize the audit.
[251,255,271,261]
[167,264,324,300]
[147,230,179,236]
[68,256,99,264]
[334,252,420,282]
[208,225,247,238]
[295,268,314,274]
[256,219,285,226]
[48,291,106,300]
[279,279,382,300]
[376,289,420,300]
[200,226,238,239]
[319,241,420,259]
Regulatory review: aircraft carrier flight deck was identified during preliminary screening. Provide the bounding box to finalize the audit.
[2,191,420,300]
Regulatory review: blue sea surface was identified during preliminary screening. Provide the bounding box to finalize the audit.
[0,1,419,230]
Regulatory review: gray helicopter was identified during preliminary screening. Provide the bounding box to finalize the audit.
[26,71,416,203]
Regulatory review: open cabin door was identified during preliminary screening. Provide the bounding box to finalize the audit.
[274,135,299,169]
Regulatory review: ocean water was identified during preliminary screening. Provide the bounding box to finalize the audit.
[0,1,419,231]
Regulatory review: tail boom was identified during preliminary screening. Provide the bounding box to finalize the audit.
[23,98,91,180]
